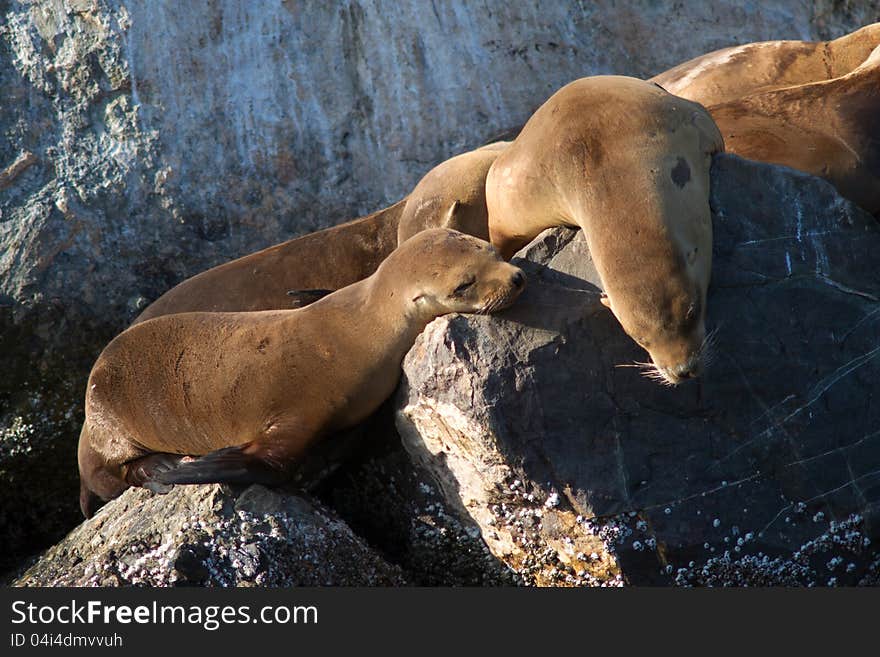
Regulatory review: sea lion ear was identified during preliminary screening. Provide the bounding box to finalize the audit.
[600,293,611,309]
[441,200,462,228]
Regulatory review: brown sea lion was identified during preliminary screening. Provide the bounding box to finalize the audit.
[705,45,880,215]
[136,77,721,381]
[651,22,880,106]
[78,228,525,517]
[397,141,509,244]
[651,24,880,214]
[485,76,724,384]
[134,199,407,322]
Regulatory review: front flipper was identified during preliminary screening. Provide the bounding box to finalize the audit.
[150,443,290,486]
[286,288,334,309]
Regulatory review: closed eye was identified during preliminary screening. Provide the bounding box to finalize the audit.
[452,277,476,296]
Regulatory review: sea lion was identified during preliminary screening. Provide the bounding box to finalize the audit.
[651,24,880,214]
[136,142,510,324]
[397,142,509,244]
[78,228,525,517]
[704,45,880,215]
[485,76,724,384]
[134,199,407,322]
[651,23,880,106]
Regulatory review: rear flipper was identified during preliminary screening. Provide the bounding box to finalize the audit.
[123,452,188,494]
[286,288,334,308]
[149,444,290,487]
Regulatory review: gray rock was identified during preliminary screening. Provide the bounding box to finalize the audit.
[396,154,880,586]
[1,0,877,573]
[5,0,858,326]
[13,484,405,587]
[315,429,523,586]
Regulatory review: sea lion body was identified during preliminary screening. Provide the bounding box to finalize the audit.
[651,23,880,106]
[486,76,723,383]
[708,45,880,214]
[136,140,510,324]
[78,229,525,517]
[134,199,407,322]
[652,24,880,214]
[397,142,509,244]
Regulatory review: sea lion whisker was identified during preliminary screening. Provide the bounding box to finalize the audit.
[617,360,657,370]
[478,288,518,315]
[642,367,666,381]
[699,325,722,368]
[640,363,678,386]
[477,297,499,315]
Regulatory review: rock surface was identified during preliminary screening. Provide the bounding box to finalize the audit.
[5,0,863,332]
[396,154,880,586]
[314,427,524,586]
[13,483,405,587]
[2,0,878,575]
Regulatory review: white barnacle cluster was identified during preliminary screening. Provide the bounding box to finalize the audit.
[0,416,37,457]
[484,476,628,586]
[68,496,408,587]
[671,513,875,587]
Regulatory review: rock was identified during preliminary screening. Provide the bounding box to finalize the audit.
[12,484,405,587]
[315,425,523,586]
[396,154,880,586]
[1,0,876,572]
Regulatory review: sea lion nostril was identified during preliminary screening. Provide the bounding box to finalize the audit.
[511,271,525,288]
[676,361,701,379]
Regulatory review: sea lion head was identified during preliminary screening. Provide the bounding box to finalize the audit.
[397,228,526,318]
[602,251,710,386]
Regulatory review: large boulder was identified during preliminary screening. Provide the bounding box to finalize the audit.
[396,154,880,586]
[13,483,405,587]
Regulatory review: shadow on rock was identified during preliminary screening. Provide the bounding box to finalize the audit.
[396,155,880,586]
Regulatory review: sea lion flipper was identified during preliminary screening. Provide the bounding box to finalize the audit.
[142,479,174,495]
[123,452,186,488]
[150,444,288,486]
[286,288,334,309]
[440,200,461,228]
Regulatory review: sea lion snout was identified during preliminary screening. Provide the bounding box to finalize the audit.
[646,328,710,385]
[658,353,703,385]
[474,262,526,314]
[392,229,527,318]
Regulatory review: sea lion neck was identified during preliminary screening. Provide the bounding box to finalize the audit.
[295,268,431,347]
[361,272,435,335]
